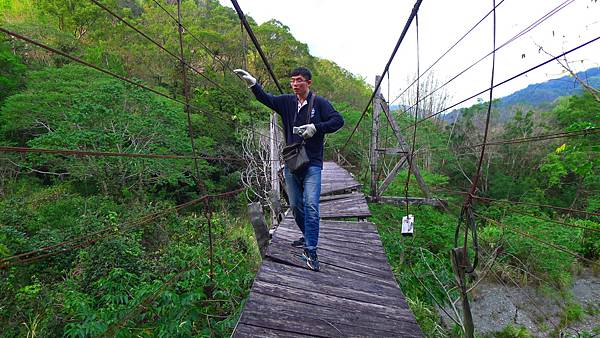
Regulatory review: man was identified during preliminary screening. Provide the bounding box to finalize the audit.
[234,67,344,272]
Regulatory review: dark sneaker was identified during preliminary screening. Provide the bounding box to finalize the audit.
[291,237,305,248]
[302,249,320,272]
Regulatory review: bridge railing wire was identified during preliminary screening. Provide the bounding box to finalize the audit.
[0,187,245,269]
[389,0,506,107]
[0,146,245,161]
[89,0,247,104]
[149,0,245,79]
[399,33,600,134]
[339,0,423,153]
[0,28,280,147]
[393,0,575,114]
[230,0,284,94]
[437,189,600,218]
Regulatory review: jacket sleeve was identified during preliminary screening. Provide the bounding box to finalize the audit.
[314,98,344,134]
[250,83,284,114]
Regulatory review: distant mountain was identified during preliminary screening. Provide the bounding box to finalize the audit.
[441,67,600,123]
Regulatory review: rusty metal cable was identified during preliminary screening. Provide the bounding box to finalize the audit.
[453,0,498,274]
[438,190,600,218]
[396,0,575,127]
[177,0,205,191]
[0,27,277,145]
[149,0,241,77]
[230,0,284,94]
[340,0,423,153]
[0,187,245,268]
[389,0,506,106]
[400,33,600,133]
[420,127,600,155]
[476,212,600,267]
[0,146,244,161]
[404,14,421,216]
[89,0,230,94]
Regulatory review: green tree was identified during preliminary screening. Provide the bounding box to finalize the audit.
[0,42,25,103]
[0,64,205,195]
[539,93,600,210]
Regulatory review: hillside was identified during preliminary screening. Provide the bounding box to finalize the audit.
[442,67,600,123]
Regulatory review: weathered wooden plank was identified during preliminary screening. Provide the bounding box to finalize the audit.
[273,227,387,255]
[251,279,413,320]
[275,219,379,233]
[319,220,380,233]
[256,252,408,298]
[257,260,408,304]
[319,192,364,202]
[239,292,422,337]
[274,225,382,243]
[233,323,317,338]
[266,241,395,279]
[375,196,448,208]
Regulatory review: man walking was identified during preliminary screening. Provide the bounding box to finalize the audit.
[234,67,344,271]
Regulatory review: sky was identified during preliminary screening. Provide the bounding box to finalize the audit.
[218,0,600,109]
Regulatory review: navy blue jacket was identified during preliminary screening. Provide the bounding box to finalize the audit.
[251,84,344,168]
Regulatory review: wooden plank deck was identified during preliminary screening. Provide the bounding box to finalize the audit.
[233,162,422,337]
[320,162,362,195]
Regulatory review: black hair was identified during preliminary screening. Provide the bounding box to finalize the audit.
[290,67,312,80]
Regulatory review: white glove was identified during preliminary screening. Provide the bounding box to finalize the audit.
[299,124,316,139]
[233,69,256,87]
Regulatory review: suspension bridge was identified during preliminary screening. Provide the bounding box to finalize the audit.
[234,162,422,337]
[1,0,599,336]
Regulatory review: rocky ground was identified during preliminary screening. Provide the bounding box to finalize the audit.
[440,269,600,337]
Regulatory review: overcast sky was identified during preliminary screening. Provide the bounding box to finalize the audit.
[219,0,600,108]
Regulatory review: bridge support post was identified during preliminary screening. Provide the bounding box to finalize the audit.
[269,112,282,224]
[451,247,474,338]
[370,76,382,201]
[248,202,269,258]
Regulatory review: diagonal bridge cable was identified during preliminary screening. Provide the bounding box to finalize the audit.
[401,33,600,133]
[454,0,497,275]
[149,0,243,78]
[0,27,279,147]
[439,190,600,218]
[340,0,423,153]
[389,0,506,107]
[0,146,244,161]
[475,212,600,267]
[230,0,284,94]
[0,187,245,268]
[420,127,600,154]
[397,0,576,130]
[403,13,421,216]
[89,0,248,104]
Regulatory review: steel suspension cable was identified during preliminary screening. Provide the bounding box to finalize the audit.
[0,146,243,161]
[401,33,600,133]
[404,14,421,216]
[440,190,600,218]
[476,212,600,267]
[177,0,204,191]
[149,0,241,77]
[0,187,245,268]
[230,0,284,94]
[422,127,600,154]
[389,0,506,106]
[89,0,237,97]
[398,0,576,132]
[339,0,424,153]
[0,28,278,146]
[454,0,498,274]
